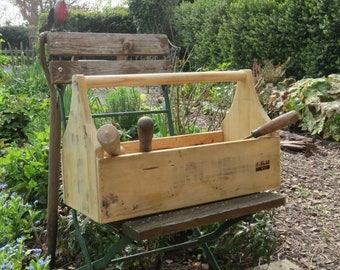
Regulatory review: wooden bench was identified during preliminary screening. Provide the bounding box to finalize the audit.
[40,32,285,270]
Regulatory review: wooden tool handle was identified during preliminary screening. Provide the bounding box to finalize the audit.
[137,116,154,152]
[97,124,125,156]
[247,111,299,138]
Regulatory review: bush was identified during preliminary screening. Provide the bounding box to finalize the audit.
[268,76,340,141]
[0,26,30,50]
[128,0,178,38]
[172,0,340,78]
[170,80,235,134]
[0,187,42,246]
[0,237,50,270]
[0,58,49,143]
[173,0,229,71]
[219,212,279,267]
[0,127,49,208]
[0,185,47,269]
[0,88,48,143]
[219,0,283,71]
[39,7,136,34]
[105,87,142,136]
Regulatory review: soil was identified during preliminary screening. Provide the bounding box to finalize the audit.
[158,133,340,270]
[274,136,339,270]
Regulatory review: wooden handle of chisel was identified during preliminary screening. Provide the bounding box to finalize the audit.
[137,116,154,152]
[247,111,299,138]
[97,124,125,156]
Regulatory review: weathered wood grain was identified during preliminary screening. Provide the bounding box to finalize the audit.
[122,192,286,240]
[97,136,280,223]
[121,131,224,154]
[50,60,172,84]
[47,32,170,56]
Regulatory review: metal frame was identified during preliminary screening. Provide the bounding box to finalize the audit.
[72,207,248,270]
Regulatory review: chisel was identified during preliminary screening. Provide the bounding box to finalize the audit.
[244,110,299,139]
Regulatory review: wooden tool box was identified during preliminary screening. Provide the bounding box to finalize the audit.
[62,70,281,223]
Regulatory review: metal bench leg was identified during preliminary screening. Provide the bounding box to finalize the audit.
[83,235,134,270]
[193,216,251,270]
[72,210,92,269]
[161,85,175,136]
[193,227,221,270]
[74,214,249,269]
[73,209,135,270]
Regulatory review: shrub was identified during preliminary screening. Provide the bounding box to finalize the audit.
[128,0,178,39]
[39,7,136,34]
[214,212,279,267]
[268,76,340,141]
[0,88,48,143]
[269,0,340,78]
[171,81,235,134]
[105,87,142,137]
[0,237,49,270]
[173,0,340,78]
[0,58,49,143]
[2,58,48,95]
[0,186,42,246]
[173,0,229,71]
[0,128,49,208]
[0,33,11,83]
[0,26,30,50]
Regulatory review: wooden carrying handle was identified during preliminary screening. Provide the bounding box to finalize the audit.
[245,111,299,139]
[137,116,154,152]
[97,124,125,156]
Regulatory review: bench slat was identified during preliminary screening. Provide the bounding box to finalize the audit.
[47,32,170,56]
[50,60,172,84]
[122,192,285,241]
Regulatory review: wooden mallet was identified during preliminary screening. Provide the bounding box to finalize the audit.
[97,124,125,156]
[137,116,154,152]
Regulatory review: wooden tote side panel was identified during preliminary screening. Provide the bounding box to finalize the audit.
[62,75,101,221]
[97,137,280,223]
[222,69,271,141]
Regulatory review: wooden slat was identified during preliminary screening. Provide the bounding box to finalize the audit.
[50,60,172,84]
[121,131,224,154]
[47,32,170,56]
[122,192,285,240]
[97,137,280,223]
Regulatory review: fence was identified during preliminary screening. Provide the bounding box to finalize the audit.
[1,42,36,66]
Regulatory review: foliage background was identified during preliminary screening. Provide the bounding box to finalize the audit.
[0,0,340,268]
[171,0,340,78]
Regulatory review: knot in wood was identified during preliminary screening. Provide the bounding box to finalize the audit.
[123,41,133,53]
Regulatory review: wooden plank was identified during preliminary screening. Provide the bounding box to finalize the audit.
[97,137,280,223]
[49,60,172,84]
[122,192,285,240]
[62,75,102,222]
[47,32,170,56]
[83,70,248,88]
[121,131,224,154]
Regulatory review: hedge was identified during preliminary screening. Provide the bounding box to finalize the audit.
[172,0,340,78]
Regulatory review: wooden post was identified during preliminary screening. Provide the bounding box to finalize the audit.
[40,32,61,268]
